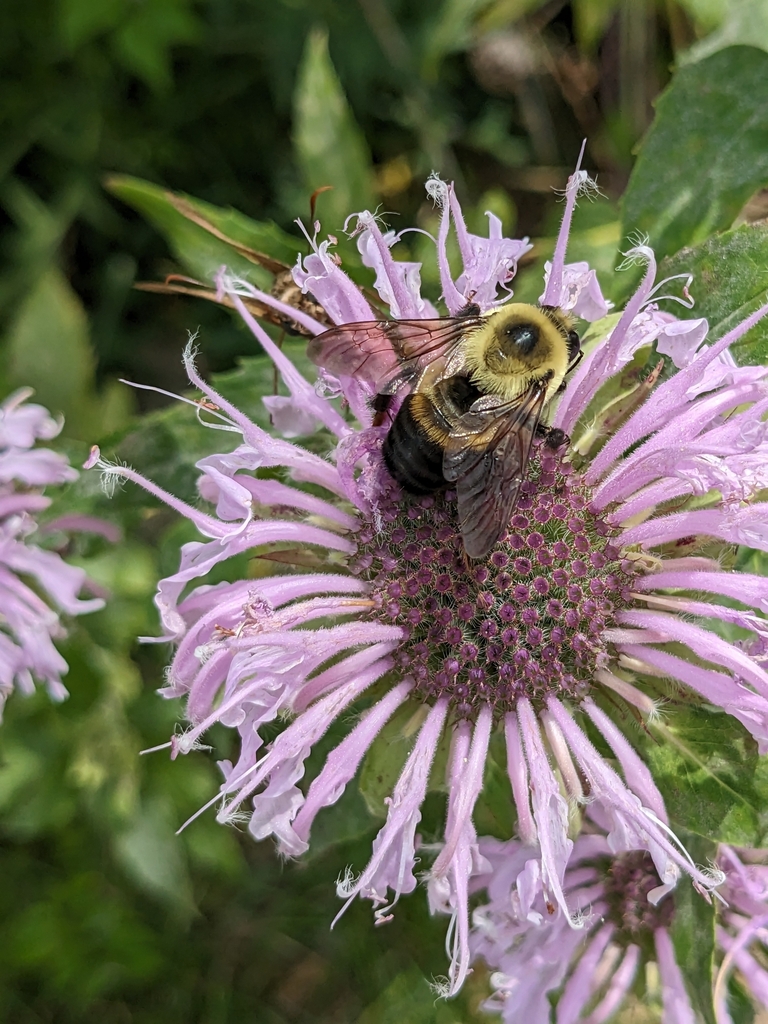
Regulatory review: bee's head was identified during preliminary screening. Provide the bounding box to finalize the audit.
[481,305,565,369]
[464,303,576,396]
[539,304,581,362]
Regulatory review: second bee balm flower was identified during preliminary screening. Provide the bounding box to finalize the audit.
[91,162,768,996]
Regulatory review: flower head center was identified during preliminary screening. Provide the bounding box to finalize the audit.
[353,448,635,717]
[603,851,676,941]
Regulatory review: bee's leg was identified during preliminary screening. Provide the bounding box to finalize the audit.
[372,392,394,427]
[544,427,569,450]
[536,423,570,450]
[455,300,481,319]
[460,545,473,572]
[557,350,584,393]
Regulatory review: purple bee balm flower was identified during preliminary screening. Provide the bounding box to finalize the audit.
[471,833,768,1024]
[0,389,106,712]
[88,154,768,995]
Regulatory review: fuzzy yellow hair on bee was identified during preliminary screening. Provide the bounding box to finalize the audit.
[463,303,575,400]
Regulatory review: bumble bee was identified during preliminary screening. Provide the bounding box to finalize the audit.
[307,302,582,559]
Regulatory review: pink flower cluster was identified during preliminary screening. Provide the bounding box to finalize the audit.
[472,830,768,1024]
[1,390,105,712]
[90,154,768,1016]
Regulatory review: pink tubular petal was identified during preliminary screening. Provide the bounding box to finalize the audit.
[542,140,587,308]
[541,260,612,323]
[42,514,122,542]
[433,704,492,877]
[355,214,428,319]
[218,665,384,824]
[293,235,376,325]
[505,711,536,845]
[655,928,697,1024]
[582,698,667,822]
[447,190,532,310]
[585,301,768,483]
[547,697,722,896]
[541,710,583,800]
[288,677,414,853]
[517,697,575,922]
[557,253,657,438]
[556,922,615,1024]
[426,176,467,315]
[229,293,349,438]
[335,698,449,924]
[197,439,347,503]
[261,394,323,437]
[584,944,640,1024]
[624,645,768,755]
[293,639,403,710]
[611,478,697,523]
[618,504,768,553]
[617,609,768,699]
[94,460,227,540]
[636,594,768,636]
[637,569,768,613]
[430,706,493,996]
[0,493,50,519]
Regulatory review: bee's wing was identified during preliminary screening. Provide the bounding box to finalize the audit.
[443,384,548,559]
[307,316,483,389]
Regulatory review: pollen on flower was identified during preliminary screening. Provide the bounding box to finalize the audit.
[353,446,636,718]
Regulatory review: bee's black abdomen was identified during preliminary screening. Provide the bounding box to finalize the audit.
[383,395,445,494]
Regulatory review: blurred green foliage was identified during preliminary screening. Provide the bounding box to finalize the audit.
[3,1,768,1022]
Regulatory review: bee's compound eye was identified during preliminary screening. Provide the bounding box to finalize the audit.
[503,322,538,355]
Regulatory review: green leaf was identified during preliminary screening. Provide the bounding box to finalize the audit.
[657,223,768,364]
[358,703,426,818]
[112,0,201,93]
[473,732,515,840]
[356,966,472,1024]
[683,0,768,62]
[113,798,195,916]
[721,976,757,1024]
[5,268,94,434]
[572,0,622,53]
[420,0,489,77]
[293,27,376,232]
[640,707,764,846]
[105,175,302,284]
[620,46,768,263]
[3,267,132,440]
[669,831,718,1024]
[57,0,126,49]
